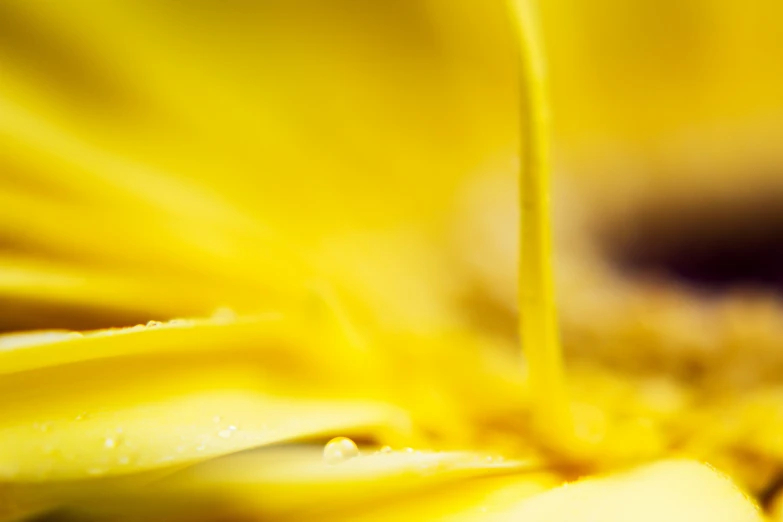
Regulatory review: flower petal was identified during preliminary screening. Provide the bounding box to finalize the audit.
[36,447,556,521]
[0,316,411,482]
[495,460,762,522]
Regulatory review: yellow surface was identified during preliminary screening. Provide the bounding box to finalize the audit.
[1,0,781,520]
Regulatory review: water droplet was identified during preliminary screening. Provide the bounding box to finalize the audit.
[380,445,392,454]
[196,444,207,452]
[146,320,163,328]
[117,455,131,465]
[323,437,359,465]
[403,447,414,454]
[104,438,117,449]
[227,425,237,431]
[217,429,233,439]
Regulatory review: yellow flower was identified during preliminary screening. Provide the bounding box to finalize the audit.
[0,1,772,520]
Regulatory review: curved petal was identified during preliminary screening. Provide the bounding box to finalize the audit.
[497,460,762,522]
[34,447,556,521]
[0,316,412,482]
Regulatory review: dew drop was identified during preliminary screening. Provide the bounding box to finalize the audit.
[380,445,392,454]
[217,429,233,439]
[104,438,117,449]
[323,437,359,465]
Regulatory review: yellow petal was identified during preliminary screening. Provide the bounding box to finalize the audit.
[495,460,762,522]
[0,316,411,482]
[324,460,760,522]
[46,446,556,521]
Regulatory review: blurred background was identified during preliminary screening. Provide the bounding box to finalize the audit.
[2,0,783,384]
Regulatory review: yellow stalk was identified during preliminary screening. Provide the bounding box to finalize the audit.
[507,0,573,448]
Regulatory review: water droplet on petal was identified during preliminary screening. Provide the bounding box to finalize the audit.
[217,429,233,439]
[104,438,117,449]
[323,437,359,465]
[146,320,163,328]
[380,445,392,454]
[117,455,131,465]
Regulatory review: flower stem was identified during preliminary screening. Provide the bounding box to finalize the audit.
[507,0,573,448]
